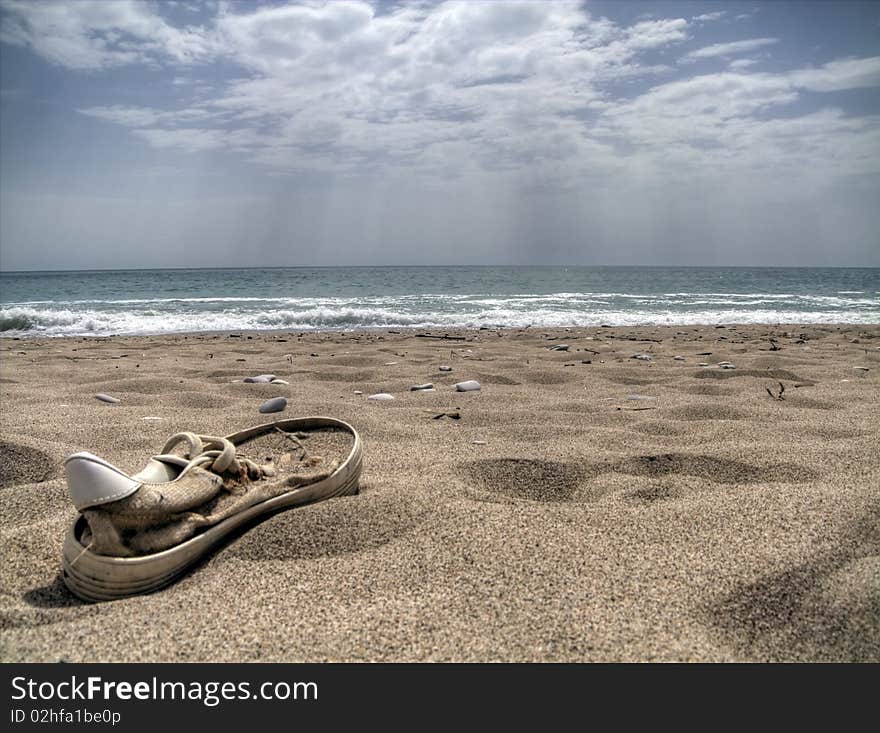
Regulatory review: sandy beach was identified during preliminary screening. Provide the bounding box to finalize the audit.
[1,323,878,662]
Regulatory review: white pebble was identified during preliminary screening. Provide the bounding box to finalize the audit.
[455,380,481,392]
[244,374,276,383]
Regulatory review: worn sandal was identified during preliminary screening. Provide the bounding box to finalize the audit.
[61,417,362,602]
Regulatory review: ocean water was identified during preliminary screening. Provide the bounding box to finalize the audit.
[1,266,878,338]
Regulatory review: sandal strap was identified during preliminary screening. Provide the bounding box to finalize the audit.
[161,432,237,474]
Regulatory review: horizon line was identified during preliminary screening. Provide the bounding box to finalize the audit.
[2,264,879,275]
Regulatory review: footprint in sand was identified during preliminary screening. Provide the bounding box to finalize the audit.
[0,442,57,488]
[466,458,590,503]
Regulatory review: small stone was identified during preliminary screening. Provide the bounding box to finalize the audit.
[548,344,570,351]
[141,416,163,421]
[410,383,434,391]
[353,390,363,395]
[244,374,276,383]
[631,354,652,361]
[269,379,289,385]
[95,393,119,403]
[698,362,709,367]
[258,397,287,414]
[853,366,870,371]
[472,440,487,445]
[384,361,398,365]
[368,393,395,400]
[439,365,453,372]
[455,380,481,392]
[673,356,685,361]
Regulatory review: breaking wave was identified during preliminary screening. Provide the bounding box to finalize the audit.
[2,289,879,338]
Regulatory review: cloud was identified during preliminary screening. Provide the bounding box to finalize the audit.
[131,126,266,152]
[78,104,222,128]
[57,1,689,184]
[624,18,689,50]
[692,11,727,23]
[590,60,880,187]
[6,0,880,194]
[728,58,758,70]
[684,37,778,61]
[78,105,165,127]
[735,9,761,21]
[0,0,210,69]
[789,56,880,92]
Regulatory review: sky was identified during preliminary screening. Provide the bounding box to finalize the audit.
[0,0,878,271]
